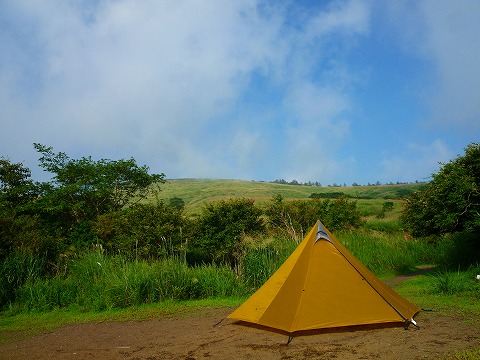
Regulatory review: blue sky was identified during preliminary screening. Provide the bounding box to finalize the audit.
[1,0,479,185]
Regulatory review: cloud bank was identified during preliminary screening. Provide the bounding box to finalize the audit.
[0,1,479,184]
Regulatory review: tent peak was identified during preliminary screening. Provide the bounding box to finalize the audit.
[315,221,332,243]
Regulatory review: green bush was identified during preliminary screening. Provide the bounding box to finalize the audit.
[94,202,186,260]
[191,198,265,267]
[433,231,480,268]
[402,142,480,237]
[265,195,363,241]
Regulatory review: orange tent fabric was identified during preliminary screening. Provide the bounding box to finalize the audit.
[228,221,420,333]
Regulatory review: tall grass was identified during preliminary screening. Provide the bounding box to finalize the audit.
[0,251,47,306]
[8,252,247,313]
[4,229,476,313]
[241,236,297,289]
[428,264,480,296]
[337,231,437,277]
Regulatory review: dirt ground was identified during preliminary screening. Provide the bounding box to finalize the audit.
[1,306,479,360]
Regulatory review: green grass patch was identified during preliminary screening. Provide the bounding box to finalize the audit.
[394,267,480,316]
[443,348,480,360]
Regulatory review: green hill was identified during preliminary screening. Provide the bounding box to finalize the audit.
[156,178,425,216]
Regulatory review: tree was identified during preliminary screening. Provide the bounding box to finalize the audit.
[34,144,164,215]
[401,142,480,237]
[0,158,56,259]
[0,158,37,209]
[32,144,165,246]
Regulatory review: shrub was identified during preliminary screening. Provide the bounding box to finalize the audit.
[191,198,265,267]
[265,195,363,241]
[94,202,186,260]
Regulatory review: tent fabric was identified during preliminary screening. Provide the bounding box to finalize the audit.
[228,221,421,333]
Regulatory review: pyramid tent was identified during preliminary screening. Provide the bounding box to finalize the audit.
[228,220,421,334]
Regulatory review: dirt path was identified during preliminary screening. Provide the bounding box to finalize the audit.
[1,308,479,359]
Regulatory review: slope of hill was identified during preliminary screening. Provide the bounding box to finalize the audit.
[156,178,425,215]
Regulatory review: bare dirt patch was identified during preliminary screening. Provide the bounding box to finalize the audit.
[1,307,479,360]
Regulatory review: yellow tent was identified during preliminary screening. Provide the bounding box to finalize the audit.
[228,221,420,334]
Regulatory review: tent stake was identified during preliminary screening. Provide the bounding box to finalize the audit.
[404,319,420,330]
[287,335,294,345]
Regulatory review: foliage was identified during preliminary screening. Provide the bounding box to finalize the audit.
[6,252,246,312]
[376,201,394,219]
[265,195,363,241]
[309,191,349,199]
[168,197,185,211]
[0,158,37,209]
[1,145,166,258]
[94,202,186,259]
[402,142,480,237]
[191,198,265,266]
[34,143,165,217]
[31,144,165,247]
[433,231,480,268]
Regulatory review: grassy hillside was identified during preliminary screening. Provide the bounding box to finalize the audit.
[156,178,425,216]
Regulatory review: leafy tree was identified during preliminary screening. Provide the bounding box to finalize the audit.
[0,158,37,209]
[401,142,480,237]
[0,158,59,260]
[34,143,164,215]
[32,144,165,246]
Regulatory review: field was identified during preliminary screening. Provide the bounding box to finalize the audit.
[1,179,479,359]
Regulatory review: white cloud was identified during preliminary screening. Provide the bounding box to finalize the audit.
[1,0,372,183]
[420,0,480,131]
[1,1,283,170]
[385,0,480,133]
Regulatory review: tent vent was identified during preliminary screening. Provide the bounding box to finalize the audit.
[315,221,333,243]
